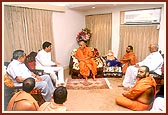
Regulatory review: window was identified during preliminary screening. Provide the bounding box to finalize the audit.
[123,8,161,24]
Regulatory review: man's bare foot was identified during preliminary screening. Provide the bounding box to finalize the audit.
[93,75,96,81]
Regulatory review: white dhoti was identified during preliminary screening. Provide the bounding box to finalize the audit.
[122,66,138,88]
[150,97,165,111]
[35,74,54,102]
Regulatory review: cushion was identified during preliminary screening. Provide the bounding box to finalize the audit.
[4,73,14,88]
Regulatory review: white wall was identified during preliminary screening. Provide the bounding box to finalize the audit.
[52,8,85,67]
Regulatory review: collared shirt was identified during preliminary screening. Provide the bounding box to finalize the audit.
[35,49,55,69]
[138,51,163,75]
[7,59,33,86]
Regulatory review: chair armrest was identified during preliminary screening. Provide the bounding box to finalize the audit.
[30,69,44,76]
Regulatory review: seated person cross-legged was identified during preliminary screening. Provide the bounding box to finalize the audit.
[120,45,137,74]
[75,40,97,81]
[38,86,68,111]
[116,66,157,111]
[7,78,39,111]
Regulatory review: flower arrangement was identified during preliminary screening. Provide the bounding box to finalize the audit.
[76,28,92,42]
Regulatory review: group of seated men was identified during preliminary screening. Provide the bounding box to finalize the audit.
[7,78,68,111]
[74,40,164,111]
[5,40,164,111]
[75,40,137,81]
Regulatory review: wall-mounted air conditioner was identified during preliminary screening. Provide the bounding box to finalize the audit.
[124,8,161,25]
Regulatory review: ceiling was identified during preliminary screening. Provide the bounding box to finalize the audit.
[66,4,121,11]
[50,3,128,12]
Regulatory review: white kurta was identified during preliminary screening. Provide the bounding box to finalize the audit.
[35,49,65,86]
[122,51,163,88]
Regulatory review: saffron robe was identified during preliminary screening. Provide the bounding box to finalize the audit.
[38,102,66,111]
[7,90,39,111]
[120,52,137,74]
[116,76,156,111]
[75,47,97,78]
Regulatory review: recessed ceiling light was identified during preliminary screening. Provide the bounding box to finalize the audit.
[92,6,95,9]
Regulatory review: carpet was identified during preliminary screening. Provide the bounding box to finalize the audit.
[65,78,111,90]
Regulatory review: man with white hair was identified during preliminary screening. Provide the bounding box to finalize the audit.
[121,44,163,89]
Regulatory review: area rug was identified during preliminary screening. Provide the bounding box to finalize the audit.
[65,78,111,90]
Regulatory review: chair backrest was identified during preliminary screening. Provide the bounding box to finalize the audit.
[25,51,37,70]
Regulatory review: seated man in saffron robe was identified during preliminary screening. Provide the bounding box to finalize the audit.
[38,86,67,111]
[75,40,97,81]
[115,66,156,111]
[7,78,39,111]
[120,45,137,74]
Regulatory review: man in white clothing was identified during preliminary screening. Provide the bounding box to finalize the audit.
[150,97,165,111]
[7,50,55,102]
[35,41,65,87]
[121,44,163,88]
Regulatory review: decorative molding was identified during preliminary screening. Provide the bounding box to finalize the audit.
[4,4,65,12]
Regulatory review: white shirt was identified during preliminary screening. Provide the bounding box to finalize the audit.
[137,51,163,75]
[7,59,34,86]
[35,49,55,69]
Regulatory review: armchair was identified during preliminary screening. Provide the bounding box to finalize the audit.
[25,51,44,76]
[69,47,104,79]
[4,73,45,110]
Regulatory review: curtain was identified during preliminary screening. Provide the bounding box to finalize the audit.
[118,25,159,62]
[4,5,55,62]
[85,13,112,56]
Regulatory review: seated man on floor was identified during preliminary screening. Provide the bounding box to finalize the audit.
[120,45,137,74]
[7,78,39,111]
[7,50,55,102]
[121,44,163,88]
[75,40,97,81]
[38,86,67,111]
[116,66,156,111]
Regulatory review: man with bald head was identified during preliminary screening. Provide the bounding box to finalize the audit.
[121,44,163,89]
[116,66,157,111]
[75,40,97,81]
[7,78,39,111]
